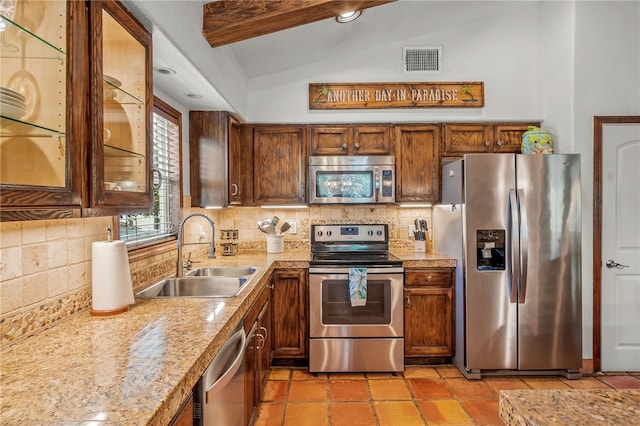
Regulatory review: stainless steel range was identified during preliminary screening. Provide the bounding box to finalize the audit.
[308,224,404,373]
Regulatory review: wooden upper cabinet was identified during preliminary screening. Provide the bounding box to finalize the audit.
[86,0,153,215]
[228,114,248,205]
[442,122,539,156]
[253,125,307,205]
[308,125,392,156]
[394,124,441,203]
[0,0,86,221]
[189,111,229,208]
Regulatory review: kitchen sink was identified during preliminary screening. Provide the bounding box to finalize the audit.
[186,266,258,277]
[137,276,249,298]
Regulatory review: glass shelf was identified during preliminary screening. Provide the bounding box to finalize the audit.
[0,14,65,61]
[0,115,64,138]
[104,81,144,105]
[104,143,145,158]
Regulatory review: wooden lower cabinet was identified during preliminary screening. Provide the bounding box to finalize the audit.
[271,268,308,363]
[404,268,455,361]
[169,392,193,426]
[244,284,271,425]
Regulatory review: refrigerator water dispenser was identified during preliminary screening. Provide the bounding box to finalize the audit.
[476,229,505,270]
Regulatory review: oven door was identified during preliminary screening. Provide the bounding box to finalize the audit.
[309,267,404,338]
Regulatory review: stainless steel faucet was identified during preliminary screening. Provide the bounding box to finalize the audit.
[177,213,215,277]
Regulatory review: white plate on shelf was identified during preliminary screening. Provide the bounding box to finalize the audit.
[103,74,122,88]
[0,91,26,103]
[0,102,26,120]
[0,87,25,100]
[0,97,26,108]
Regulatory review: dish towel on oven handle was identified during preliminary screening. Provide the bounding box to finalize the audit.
[349,267,367,307]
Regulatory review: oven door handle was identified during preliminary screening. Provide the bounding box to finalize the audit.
[309,267,405,274]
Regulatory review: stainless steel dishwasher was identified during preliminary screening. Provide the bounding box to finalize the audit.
[195,322,247,426]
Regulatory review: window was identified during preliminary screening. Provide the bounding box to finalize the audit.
[119,97,181,245]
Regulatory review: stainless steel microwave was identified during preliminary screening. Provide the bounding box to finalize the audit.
[308,156,395,204]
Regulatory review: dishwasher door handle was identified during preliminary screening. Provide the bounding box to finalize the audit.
[202,328,246,403]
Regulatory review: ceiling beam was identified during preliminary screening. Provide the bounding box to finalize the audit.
[202,0,395,48]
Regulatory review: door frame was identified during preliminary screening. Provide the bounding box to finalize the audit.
[592,115,640,372]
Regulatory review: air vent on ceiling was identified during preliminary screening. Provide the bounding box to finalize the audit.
[403,46,442,74]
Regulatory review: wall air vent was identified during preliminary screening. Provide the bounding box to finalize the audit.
[403,46,442,74]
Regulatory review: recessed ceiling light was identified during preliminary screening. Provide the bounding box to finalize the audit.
[153,66,176,75]
[336,10,361,23]
[186,93,202,99]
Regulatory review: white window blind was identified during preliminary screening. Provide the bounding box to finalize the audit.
[120,105,180,244]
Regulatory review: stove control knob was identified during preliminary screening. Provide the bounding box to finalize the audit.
[327,230,332,237]
[317,231,323,237]
[377,230,383,236]
[367,230,374,236]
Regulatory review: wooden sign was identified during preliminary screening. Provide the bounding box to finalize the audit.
[309,82,484,110]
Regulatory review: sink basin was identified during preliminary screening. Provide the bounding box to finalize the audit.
[187,266,258,277]
[137,276,249,298]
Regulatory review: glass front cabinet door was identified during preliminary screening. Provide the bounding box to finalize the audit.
[0,0,86,220]
[87,0,152,215]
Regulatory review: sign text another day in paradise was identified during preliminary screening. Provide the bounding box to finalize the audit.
[309,82,484,110]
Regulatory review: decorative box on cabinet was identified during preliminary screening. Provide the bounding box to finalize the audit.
[308,124,392,156]
[86,0,153,215]
[271,268,308,364]
[394,124,441,203]
[404,268,455,362]
[0,0,86,221]
[442,122,539,156]
[252,125,307,205]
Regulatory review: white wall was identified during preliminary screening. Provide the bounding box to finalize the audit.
[246,3,546,124]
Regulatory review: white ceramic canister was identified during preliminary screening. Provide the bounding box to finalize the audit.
[266,234,284,253]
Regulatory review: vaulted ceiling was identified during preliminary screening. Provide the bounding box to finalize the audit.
[122,0,535,112]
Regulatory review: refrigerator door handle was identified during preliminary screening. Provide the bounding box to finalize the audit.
[517,189,528,304]
[508,189,519,303]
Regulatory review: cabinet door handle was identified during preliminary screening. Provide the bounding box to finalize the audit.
[484,140,491,146]
[231,183,238,196]
[354,142,360,150]
[496,140,503,146]
[259,326,268,343]
[405,294,411,308]
[256,333,265,349]
[342,143,348,150]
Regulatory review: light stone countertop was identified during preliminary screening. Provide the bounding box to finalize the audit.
[499,389,640,425]
[0,249,454,425]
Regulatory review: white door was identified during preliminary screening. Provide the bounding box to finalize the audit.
[601,123,640,371]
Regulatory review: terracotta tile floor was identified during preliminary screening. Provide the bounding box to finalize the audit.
[255,366,640,426]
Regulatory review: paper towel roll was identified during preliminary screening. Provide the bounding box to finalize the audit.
[90,240,134,316]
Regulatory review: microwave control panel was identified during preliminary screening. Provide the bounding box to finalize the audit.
[381,169,394,198]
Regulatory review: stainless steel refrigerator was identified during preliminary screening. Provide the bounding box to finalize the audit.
[434,154,582,379]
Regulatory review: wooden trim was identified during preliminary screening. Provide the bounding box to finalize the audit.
[153,96,183,209]
[592,115,640,372]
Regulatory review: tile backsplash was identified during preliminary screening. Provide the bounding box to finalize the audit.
[0,204,431,347]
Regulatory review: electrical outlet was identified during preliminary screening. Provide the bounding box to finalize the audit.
[197,225,205,241]
[409,225,416,238]
[289,221,297,235]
